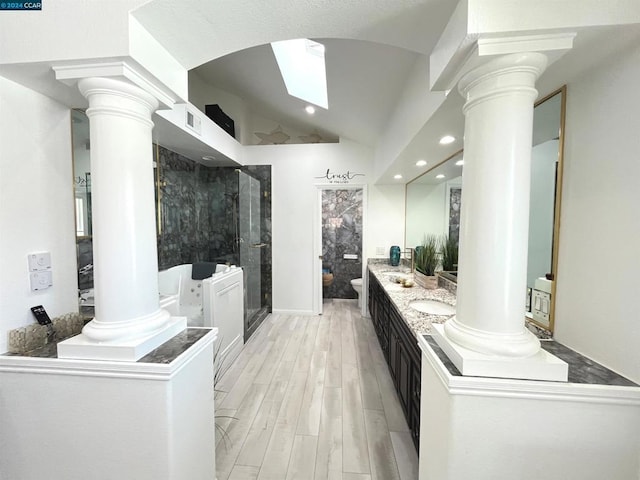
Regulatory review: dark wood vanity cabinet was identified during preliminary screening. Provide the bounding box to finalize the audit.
[368,271,421,452]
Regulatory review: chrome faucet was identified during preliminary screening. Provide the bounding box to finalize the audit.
[404,247,415,272]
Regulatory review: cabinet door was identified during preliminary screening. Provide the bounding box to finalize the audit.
[410,403,420,451]
[388,321,399,384]
[410,362,421,414]
[397,338,411,417]
[409,363,421,451]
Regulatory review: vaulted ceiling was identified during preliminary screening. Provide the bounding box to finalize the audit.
[191,39,421,147]
[131,1,640,183]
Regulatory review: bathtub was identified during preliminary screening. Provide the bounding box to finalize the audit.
[158,263,232,326]
[80,263,229,325]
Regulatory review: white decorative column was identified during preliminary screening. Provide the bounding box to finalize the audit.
[58,76,186,361]
[432,52,567,381]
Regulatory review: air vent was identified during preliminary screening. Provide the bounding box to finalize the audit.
[185,109,201,135]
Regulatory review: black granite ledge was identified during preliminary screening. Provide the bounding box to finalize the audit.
[3,328,212,365]
[424,335,638,387]
[139,328,211,364]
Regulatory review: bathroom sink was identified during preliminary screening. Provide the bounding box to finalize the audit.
[409,300,455,316]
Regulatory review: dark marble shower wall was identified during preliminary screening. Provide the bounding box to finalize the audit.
[322,189,363,299]
[156,146,212,269]
[156,145,272,314]
[448,187,462,244]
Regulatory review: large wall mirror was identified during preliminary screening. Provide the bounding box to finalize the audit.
[405,86,566,332]
[71,109,94,294]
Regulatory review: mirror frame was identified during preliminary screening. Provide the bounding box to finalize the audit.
[404,85,567,333]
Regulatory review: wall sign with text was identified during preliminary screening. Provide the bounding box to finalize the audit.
[315,169,365,184]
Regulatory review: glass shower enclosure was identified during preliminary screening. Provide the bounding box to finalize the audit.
[237,170,270,339]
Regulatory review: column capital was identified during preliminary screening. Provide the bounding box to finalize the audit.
[431,31,575,93]
[53,59,177,109]
[458,52,547,113]
[78,76,159,127]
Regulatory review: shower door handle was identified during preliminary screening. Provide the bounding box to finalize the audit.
[250,243,267,248]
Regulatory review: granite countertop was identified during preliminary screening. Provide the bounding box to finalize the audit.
[369,261,639,388]
[368,261,551,340]
[423,335,638,387]
[368,262,457,338]
[3,328,212,364]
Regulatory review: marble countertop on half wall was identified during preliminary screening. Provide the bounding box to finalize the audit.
[367,261,457,337]
[3,328,212,364]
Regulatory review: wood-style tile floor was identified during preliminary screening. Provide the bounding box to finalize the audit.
[214,299,419,480]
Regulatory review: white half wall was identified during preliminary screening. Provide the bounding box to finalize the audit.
[0,77,79,353]
[244,140,404,313]
[554,42,640,383]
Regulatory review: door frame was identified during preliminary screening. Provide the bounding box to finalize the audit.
[313,183,368,316]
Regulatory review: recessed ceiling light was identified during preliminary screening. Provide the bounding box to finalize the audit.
[415,160,427,167]
[394,174,403,180]
[439,135,455,145]
[436,174,446,179]
[305,105,316,115]
[455,159,464,166]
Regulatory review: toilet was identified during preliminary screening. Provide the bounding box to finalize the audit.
[350,278,363,307]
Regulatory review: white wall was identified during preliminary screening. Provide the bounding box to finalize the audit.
[405,182,446,248]
[188,72,250,144]
[244,139,404,314]
[374,56,447,179]
[367,184,406,259]
[0,77,79,353]
[247,111,324,146]
[554,42,640,383]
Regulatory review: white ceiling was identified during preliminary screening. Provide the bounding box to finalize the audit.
[130,2,640,183]
[192,39,421,147]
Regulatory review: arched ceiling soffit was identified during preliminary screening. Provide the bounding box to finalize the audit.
[131,0,457,70]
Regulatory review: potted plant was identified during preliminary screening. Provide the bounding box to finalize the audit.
[414,234,439,289]
[440,234,459,272]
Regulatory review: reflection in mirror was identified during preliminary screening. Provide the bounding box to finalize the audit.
[527,91,562,290]
[405,87,566,332]
[526,88,565,332]
[405,150,463,251]
[72,110,91,237]
[71,109,94,295]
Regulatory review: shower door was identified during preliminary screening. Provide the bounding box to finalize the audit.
[238,171,267,339]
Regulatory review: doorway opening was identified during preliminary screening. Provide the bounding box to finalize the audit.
[314,185,366,315]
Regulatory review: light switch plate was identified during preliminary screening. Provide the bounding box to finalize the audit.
[28,252,51,272]
[30,271,52,291]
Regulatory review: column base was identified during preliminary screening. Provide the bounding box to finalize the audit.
[432,323,568,381]
[57,316,187,361]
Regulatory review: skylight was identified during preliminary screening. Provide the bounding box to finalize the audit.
[271,39,328,109]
